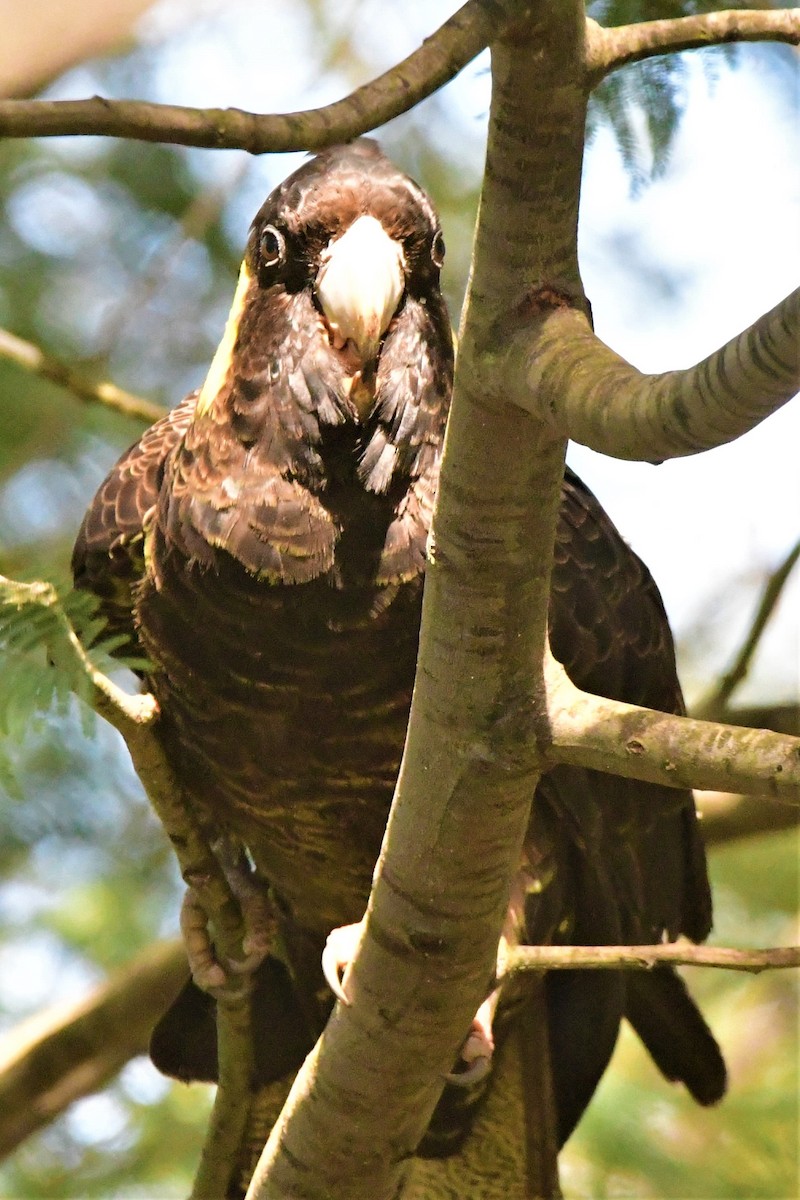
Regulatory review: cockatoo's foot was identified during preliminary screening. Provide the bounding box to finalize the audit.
[180,853,276,998]
[320,917,496,1084]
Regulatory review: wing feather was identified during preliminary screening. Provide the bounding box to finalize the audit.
[71,394,196,646]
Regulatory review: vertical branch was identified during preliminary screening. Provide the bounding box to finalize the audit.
[190,990,257,1200]
[249,3,593,1197]
[122,723,259,1200]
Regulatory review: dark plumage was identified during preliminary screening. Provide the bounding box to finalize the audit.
[73,141,725,1156]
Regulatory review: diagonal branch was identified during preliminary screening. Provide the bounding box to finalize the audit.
[543,651,800,801]
[0,327,165,424]
[511,287,799,462]
[0,0,500,152]
[695,538,800,720]
[587,9,800,84]
[0,939,187,1159]
[0,574,256,1197]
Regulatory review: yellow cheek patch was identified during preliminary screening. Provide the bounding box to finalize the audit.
[196,261,253,416]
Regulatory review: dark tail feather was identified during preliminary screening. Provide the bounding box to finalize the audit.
[150,972,219,1083]
[625,965,727,1105]
[547,968,626,1146]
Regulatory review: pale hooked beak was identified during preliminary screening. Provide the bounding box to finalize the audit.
[315,214,405,364]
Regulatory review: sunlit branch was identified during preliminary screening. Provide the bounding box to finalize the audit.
[587,9,800,83]
[0,575,157,727]
[0,0,503,152]
[0,327,165,424]
[512,287,799,462]
[695,538,800,720]
[0,940,187,1157]
[502,942,800,978]
[543,651,800,801]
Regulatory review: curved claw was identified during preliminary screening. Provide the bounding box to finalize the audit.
[179,879,274,995]
[443,1036,494,1094]
[225,946,272,976]
[322,921,364,1005]
[445,1001,496,1086]
[445,1051,493,1088]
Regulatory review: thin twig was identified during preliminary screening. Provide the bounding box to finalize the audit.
[501,942,800,980]
[0,327,165,424]
[695,538,800,720]
[0,0,503,152]
[587,9,800,84]
[92,163,250,363]
[0,573,257,1196]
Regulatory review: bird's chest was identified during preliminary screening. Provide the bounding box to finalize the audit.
[135,535,422,929]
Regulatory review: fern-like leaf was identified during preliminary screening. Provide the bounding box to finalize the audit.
[0,574,146,757]
[586,0,745,191]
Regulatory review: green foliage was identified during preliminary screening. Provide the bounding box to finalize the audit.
[0,577,144,782]
[586,1,748,190]
[587,57,689,191]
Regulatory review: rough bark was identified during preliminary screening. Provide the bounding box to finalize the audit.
[544,652,800,801]
[247,4,589,1196]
